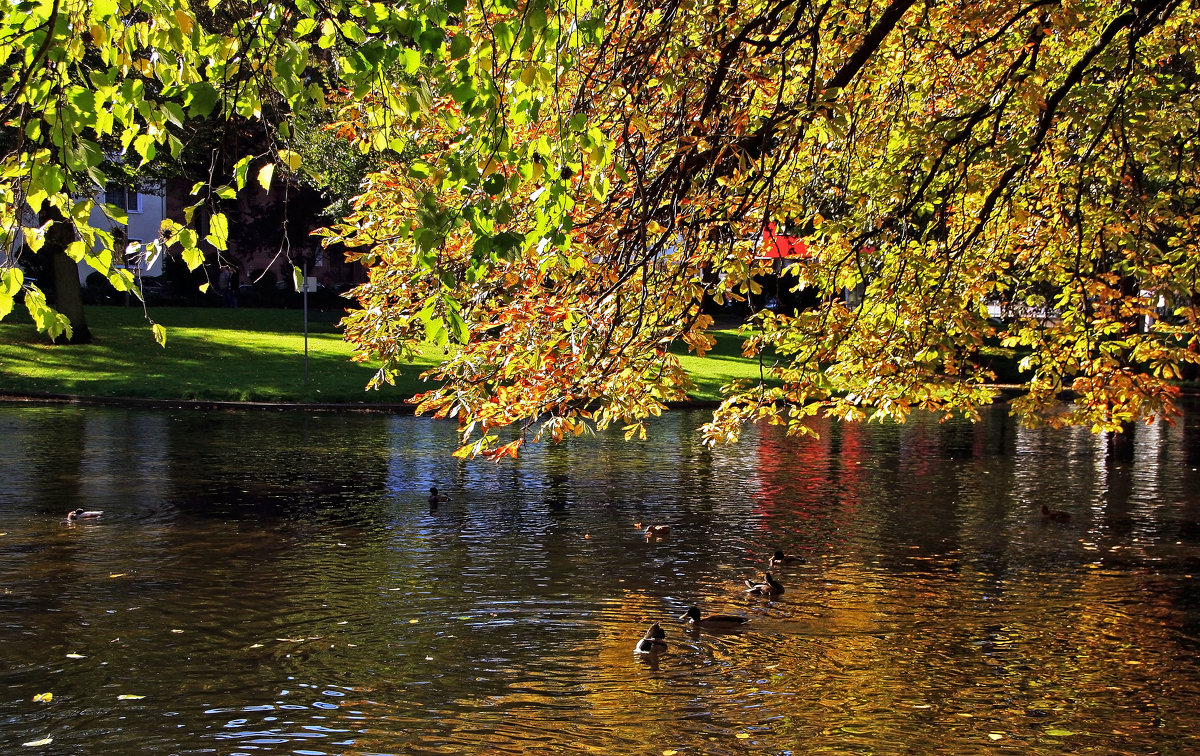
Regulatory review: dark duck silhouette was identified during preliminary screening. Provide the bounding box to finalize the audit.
[769,549,805,568]
[679,606,750,628]
[67,509,103,522]
[633,623,668,656]
[1041,504,1071,523]
[745,571,784,597]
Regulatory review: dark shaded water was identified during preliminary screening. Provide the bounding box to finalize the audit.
[2,404,1200,755]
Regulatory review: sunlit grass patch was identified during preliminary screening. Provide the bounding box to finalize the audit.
[0,307,769,405]
[0,307,437,403]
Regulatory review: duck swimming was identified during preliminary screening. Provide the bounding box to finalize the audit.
[679,606,750,628]
[769,549,805,568]
[644,524,671,539]
[745,571,784,597]
[1041,504,1071,523]
[633,623,668,655]
[67,509,103,522]
[428,487,448,507]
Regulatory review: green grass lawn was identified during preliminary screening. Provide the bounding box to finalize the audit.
[0,306,769,405]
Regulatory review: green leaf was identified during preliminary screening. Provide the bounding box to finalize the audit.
[207,212,229,251]
[0,279,18,320]
[183,244,204,271]
[418,28,445,52]
[160,102,185,127]
[494,22,514,51]
[134,133,157,164]
[403,48,421,73]
[278,150,302,171]
[342,21,366,44]
[89,0,117,18]
[24,288,72,342]
[1,267,25,297]
[65,240,88,262]
[185,82,220,117]
[232,156,253,190]
[318,19,337,48]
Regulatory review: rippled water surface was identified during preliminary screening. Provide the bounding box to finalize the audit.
[3,404,1200,754]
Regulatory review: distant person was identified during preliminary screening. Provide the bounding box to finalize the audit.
[218,266,238,307]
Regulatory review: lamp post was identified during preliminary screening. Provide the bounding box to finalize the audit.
[302,259,309,386]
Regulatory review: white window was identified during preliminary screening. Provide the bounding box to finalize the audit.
[104,183,142,214]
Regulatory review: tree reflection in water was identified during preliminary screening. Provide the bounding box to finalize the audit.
[1,404,1198,753]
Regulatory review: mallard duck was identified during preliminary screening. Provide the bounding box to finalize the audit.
[1041,504,1071,523]
[745,571,784,597]
[679,606,750,628]
[633,623,668,655]
[769,549,805,568]
[67,509,103,521]
[644,524,671,539]
[428,487,448,506]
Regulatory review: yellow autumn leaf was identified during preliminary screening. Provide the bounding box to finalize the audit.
[23,737,53,747]
[278,149,302,171]
[33,692,52,702]
[66,653,85,659]
[117,694,145,700]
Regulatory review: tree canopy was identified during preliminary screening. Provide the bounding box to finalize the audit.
[3,0,1198,457]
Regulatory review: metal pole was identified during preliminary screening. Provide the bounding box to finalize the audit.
[303,261,309,386]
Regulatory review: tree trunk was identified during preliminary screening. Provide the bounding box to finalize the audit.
[44,209,92,344]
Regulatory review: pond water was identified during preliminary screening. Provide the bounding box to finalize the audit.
[2,403,1200,755]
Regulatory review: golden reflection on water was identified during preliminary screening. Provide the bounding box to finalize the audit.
[1,405,1199,754]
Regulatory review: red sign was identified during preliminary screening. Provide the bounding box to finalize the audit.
[760,222,813,259]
